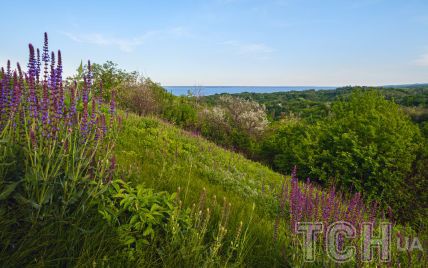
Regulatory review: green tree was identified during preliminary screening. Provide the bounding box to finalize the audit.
[308,91,422,210]
[261,116,310,176]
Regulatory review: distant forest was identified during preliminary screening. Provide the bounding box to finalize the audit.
[204,86,428,123]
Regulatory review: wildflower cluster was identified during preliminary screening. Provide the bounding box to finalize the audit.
[273,167,378,234]
[0,33,117,219]
[295,175,370,230]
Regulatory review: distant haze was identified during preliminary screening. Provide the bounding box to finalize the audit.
[164,86,337,96]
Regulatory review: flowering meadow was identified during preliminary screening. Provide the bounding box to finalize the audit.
[0,34,425,267]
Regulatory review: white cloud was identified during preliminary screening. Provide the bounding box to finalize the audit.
[63,27,190,52]
[413,53,428,66]
[221,40,274,59]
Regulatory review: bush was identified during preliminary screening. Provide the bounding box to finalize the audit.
[198,95,268,155]
[99,179,192,262]
[261,116,311,176]
[261,91,426,224]
[119,79,173,116]
[309,91,422,206]
[163,96,198,128]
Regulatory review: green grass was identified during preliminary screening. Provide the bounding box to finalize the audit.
[115,113,289,266]
[114,112,426,267]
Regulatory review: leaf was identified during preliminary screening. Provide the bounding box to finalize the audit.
[0,181,20,200]
[150,203,161,212]
[125,237,136,246]
[143,226,154,237]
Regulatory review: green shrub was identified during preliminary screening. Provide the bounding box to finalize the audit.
[309,91,422,207]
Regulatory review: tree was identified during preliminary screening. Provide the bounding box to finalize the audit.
[261,116,311,176]
[308,91,422,210]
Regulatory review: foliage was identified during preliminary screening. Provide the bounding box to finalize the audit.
[0,33,118,266]
[163,96,198,128]
[68,60,140,102]
[198,95,268,155]
[115,113,426,267]
[118,78,174,116]
[261,115,311,176]
[309,91,422,208]
[261,91,427,226]
[205,86,428,123]
[99,179,191,262]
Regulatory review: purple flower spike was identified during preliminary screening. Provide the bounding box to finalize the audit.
[43,32,50,82]
[36,48,41,84]
[30,128,37,149]
[68,81,77,126]
[27,44,36,82]
[80,75,89,135]
[56,50,64,119]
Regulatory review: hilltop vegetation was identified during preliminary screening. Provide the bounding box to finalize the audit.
[93,61,426,228]
[0,35,426,266]
[204,86,428,122]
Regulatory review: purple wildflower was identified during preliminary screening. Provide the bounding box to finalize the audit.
[42,32,50,82]
[27,44,36,81]
[90,96,97,130]
[100,114,107,137]
[30,128,37,149]
[80,75,89,135]
[68,81,77,126]
[36,48,41,84]
[56,50,64,119]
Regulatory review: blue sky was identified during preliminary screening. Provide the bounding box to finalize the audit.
[2,0,428,86]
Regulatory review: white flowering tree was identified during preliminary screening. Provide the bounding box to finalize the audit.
[218,95,269,137]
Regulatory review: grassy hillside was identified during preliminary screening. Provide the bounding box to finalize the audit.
[115,113,285,266]
[114,113,425,267]
[2,34,425,267]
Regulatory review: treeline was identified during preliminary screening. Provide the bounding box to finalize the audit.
[79,61,427,229]
[205,86,428,122]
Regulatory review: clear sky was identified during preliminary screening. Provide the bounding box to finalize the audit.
[1,0,428,86]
